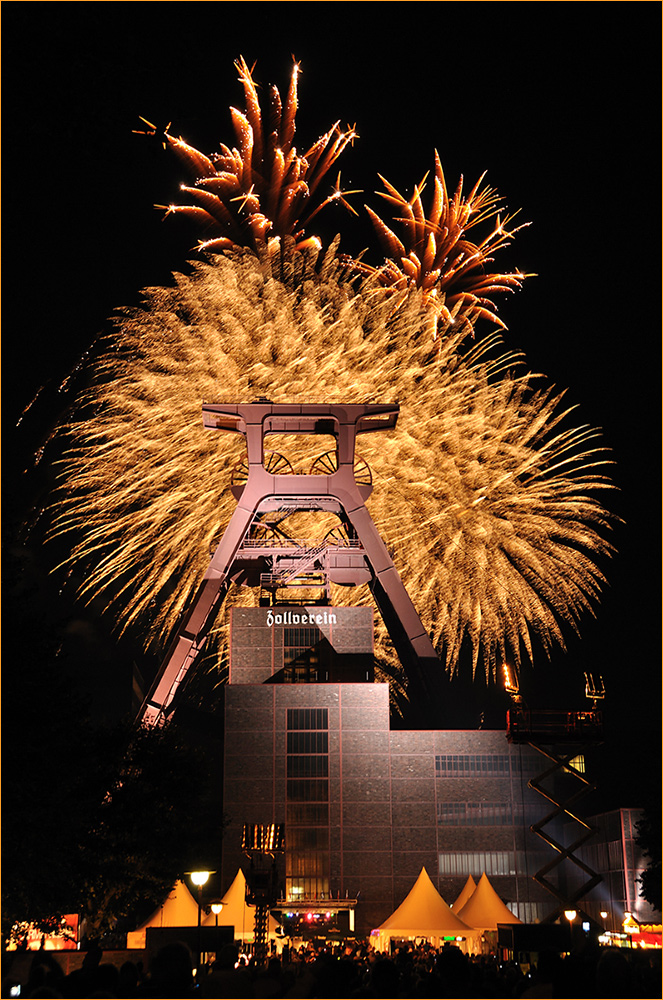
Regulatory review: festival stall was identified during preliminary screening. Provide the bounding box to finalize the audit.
[126,869,279,949]
[451,875,477,913]
[372,867,475,952]
[126,880,201,949]
[456,872,521,952]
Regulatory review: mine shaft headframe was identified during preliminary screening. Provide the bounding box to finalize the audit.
[203,401,399,499]
[137,399,440,729]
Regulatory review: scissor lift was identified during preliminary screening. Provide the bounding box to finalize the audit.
[138,401,439,727]
[506,694,604,922]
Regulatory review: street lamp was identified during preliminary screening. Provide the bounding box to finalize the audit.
[191,871,211,977]
[564,909,577,948]
[210,901,223,927]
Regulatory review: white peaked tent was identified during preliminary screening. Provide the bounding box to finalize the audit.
[374,867,474,950]
[126,880,201,949]
[456,872,522,933]
[202,868,280,943]
[451,874,477,913]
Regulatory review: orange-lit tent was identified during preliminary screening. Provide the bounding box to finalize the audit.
[127,870,279,948]
[127,880,200,949]
[201,868,280,942]
[451,875,477,913]
[373,867,474,950]
[456,872,522,933]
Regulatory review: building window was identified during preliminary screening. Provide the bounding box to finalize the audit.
[435,753,541,777]
[286,803,328,825]
[567,754,586,774]
[286,707,330,900]
[438,850,552,878]
[435,754,512,776]
[287,755,329,778]
[438,851,517,877]
[437,802,514,825]
[287,708,329,730]
[510,901,548,923]
[287,732,329,754]
[283,629,329,683]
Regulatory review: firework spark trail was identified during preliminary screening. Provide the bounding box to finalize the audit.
[360,151,532,334]
[46,246,614,688]
[41,58,616,700]
[140,56,359,256]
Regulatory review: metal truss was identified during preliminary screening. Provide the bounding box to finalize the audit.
[507,708,604,922]
[137,401,439,726]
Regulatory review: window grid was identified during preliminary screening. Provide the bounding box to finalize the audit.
[287,708,329,731]
[434,753,542,777]
[438,851,517,877]
[438,850,552,878]
[287,755,329,778]
[287,732,329,754]
[286,707,330,900]
[437,801,514,826]
[284,627,321,649]
[435,754,512,776]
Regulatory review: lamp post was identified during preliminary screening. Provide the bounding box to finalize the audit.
[191,871,211,978]
[564,909,577,950]
[210,901,223,927]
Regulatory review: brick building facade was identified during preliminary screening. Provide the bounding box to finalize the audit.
[219,607,556,936]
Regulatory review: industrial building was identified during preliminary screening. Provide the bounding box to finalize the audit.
[219,605,556,937]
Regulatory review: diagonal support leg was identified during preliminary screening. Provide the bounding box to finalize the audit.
[343,502,443,719]
[138,502,257,726]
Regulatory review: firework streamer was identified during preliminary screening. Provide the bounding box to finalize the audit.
[43,59,615,709]
[359,151,532,337]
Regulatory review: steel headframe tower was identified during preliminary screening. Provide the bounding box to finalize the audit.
[138,401,439,727]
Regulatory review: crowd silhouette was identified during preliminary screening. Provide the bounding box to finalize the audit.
[4,937,661,998]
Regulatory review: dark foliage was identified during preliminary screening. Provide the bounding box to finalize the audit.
[636,803,662,913]
[2,524,224,943]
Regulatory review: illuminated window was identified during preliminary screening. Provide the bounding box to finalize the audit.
[286,803,329,825]
[567,755,586,774]
[287,755,329,778]
[286,779,329,801]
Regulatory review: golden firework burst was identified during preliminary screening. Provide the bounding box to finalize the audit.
[360,151,531,334]
[46,246,614,690]
[138,56,359,256]
[42,58,615,704]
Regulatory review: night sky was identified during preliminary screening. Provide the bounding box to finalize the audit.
[3,6,659,808]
